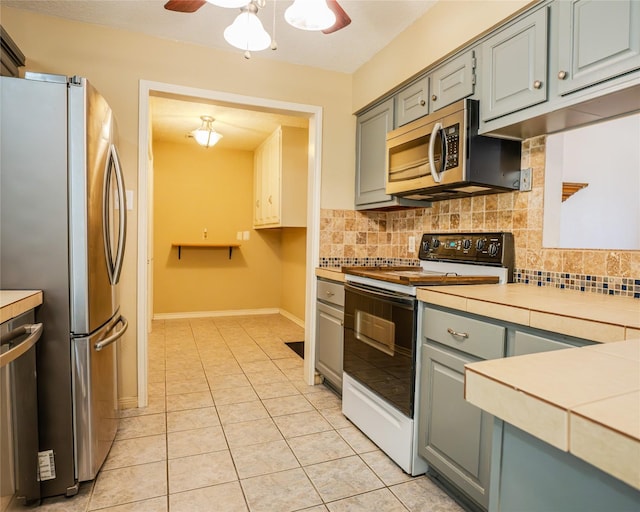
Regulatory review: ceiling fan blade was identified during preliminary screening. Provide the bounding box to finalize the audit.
[164,0,207,13]
[322,0,351,34]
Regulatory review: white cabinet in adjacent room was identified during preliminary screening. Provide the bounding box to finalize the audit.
[253,126,308,229]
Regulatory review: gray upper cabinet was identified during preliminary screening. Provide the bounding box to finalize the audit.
[395,76,429,127]
[355,99,394,207]
[556,0,640,96]
[481,7,549,122]
[429,50,476,113]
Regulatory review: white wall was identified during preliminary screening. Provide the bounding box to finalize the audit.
[544,113,640,250]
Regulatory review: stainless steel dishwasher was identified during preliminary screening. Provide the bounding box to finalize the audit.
[0,310,43,505]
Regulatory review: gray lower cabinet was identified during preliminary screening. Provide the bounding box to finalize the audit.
[315,279,344,392]
[491,421,640,512]
[395,76,429,127]
[481,6,549,122]
[418,306,506,509]
[556,0,640,96]
[429,50,476,113]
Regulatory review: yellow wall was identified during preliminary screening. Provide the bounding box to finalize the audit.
[280,228,308,322]
[0,6,353,403]
[352,0,533,112]
[153,140,285,314]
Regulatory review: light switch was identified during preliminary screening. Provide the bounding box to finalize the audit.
[243,231,250,240]
[408,236,416,253]
[236,231,243,240]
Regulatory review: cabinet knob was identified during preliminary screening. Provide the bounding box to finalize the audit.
[558,70,568,80]
[431,95,437,102]
[419,99,426,106]
[268,195,273,204]
[325,290,334,297]
[533,80,543,89]
[256,200,260,208]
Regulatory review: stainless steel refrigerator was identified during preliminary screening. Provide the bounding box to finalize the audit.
[0,73,127,499]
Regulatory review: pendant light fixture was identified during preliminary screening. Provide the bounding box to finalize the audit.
[284,0,336,31]
[191,116,223,148]
[223,2,271,52]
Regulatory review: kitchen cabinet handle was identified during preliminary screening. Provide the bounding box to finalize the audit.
[420,99,426,106]
[558,70,567,80]
[0,323,43,368]
[256,200,260,208]
[447,327,469,339]
[325,290,335,297]
[431,95,437,102]
[268,195,273,204]
[533,80,543,89]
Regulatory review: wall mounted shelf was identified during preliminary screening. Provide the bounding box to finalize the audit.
[171,243,240,260]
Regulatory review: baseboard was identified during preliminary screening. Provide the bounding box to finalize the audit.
[119,397,138,410]
[153,308,280,320]
[279,309,305,328]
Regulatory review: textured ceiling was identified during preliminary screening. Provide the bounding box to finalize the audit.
[5,0,437,148]
[4,0,437,74]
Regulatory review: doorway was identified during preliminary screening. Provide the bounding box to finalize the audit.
[137,80,322,407]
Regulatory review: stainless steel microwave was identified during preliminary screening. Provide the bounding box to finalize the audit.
[386,99,522,201]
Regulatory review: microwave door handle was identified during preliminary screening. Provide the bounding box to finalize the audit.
[428,122,443,183]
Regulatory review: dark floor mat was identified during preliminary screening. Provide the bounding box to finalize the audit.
[285,341,304,359]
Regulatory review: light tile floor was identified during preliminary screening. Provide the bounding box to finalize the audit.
[8,315,465,512]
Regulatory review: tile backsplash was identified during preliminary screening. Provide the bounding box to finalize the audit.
[320,136,640,298]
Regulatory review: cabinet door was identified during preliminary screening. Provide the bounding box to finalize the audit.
[481,7,548,122]
[430,51,476,113]
[557,0,640,95]
[316,301,344,392]
[253,143,266,226]
[395,76,429,127]
[355,99,394,206]
[418,342,492,508]
[263,128,281,225]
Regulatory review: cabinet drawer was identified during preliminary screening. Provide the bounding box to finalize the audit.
[423,307,505,360]
[317,279,344,307]
[511,331,574,356]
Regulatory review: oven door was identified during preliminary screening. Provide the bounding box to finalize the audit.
[343,283,417,417]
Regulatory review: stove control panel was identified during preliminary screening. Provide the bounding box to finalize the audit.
[419,232,514,269]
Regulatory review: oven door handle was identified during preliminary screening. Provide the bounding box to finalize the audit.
[345,283,416,307]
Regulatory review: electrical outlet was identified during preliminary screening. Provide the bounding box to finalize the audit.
[236,231,243,240]
[243,231,250,240]
[519,168,532,192]
[408,235,416,253]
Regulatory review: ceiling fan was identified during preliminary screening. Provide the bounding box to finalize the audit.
[163,0,351,35]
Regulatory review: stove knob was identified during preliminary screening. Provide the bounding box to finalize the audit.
[488,243,499,257]
[463,239,471,250]
[431,238,440,249]
[476,239,486,251]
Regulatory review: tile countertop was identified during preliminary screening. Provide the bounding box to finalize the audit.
[0,290,43,323]
[315,267,346,283]
[465,340,640,491]
[417,283,640,343]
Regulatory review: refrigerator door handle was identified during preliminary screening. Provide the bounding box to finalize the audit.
[103,143,127,285]
[94,315,128,352]
[0,323,43,367]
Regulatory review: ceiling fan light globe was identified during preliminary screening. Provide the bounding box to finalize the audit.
[224,11,271,51]
[205,0,250,8]
[285,0,336,31]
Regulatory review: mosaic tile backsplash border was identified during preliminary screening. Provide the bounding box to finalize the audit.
[319,258,640,298]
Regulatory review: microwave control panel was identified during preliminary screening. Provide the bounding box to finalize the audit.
[444,123,460,170]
